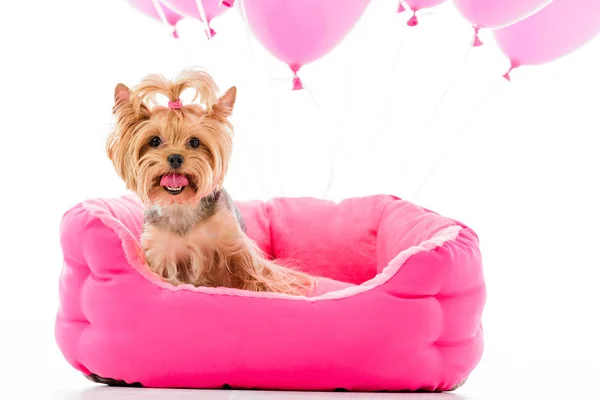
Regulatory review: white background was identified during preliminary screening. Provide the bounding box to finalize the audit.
[1,0,600,399]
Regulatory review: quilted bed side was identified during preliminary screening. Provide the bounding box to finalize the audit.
[435,226,486,389]
[55,197,146,377]
[55,203,95,375]
[382,223,485,391]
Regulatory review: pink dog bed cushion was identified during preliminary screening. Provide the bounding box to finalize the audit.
[55,194,485,392]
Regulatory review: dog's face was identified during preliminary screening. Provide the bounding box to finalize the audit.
[107,70,236,207]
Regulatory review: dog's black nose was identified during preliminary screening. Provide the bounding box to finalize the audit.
[167,154,184,169]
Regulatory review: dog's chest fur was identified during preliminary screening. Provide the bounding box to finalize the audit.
[140,190,246,284]
[142,206,236,262]
[144,191,222,236]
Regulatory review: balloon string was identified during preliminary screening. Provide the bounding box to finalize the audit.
[410,77,503,201]
[325,9,406,198]
[325,11,406,197]
[296,82,333,199]
[303,88,333,199]
[236,3,273,199]
[193,0,213,38]
[271,89,290,197]
[338,22,408,199]
[409,37,474,150]
[150,0,177,37]
[395,37,472,199]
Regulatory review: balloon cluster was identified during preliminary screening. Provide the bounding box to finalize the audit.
[124,0,600,86]
[124,0,234,39]
[447,0,600,80]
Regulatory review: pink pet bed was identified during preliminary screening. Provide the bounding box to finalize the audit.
[55,194,485,392]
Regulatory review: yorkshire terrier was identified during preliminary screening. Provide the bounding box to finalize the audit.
[106,68,314,295]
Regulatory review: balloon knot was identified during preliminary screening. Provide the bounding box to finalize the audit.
[397,2,406,13]
[503,60,520,81]
[473,26,483,47]
[171,29,179,39]
[219,0,233,7]
[407,12,418,27]
[292,73,303,91]
[206,27,216,39]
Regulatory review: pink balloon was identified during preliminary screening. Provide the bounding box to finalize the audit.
[403,0,448,26]
[162,0,229,37]
[124,0,184,37]
[162,0,227,23]
[494,0,600,79]
[453,0,552,29]
[404,0,447,10]
[243,0,371,90]
[452,0,552,47]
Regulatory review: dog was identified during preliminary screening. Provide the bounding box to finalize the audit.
[106,68,314,295]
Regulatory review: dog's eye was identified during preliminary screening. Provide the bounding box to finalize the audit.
[188,137,200,149]
[148,136,162,148]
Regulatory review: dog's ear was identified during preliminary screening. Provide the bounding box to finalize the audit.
[109,83,139,190]
[114,83,130,107]
[114,82,152,119]
[106,125,138,192]
[212,86,236,118]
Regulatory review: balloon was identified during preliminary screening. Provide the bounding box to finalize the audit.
[243,0,371,90]
[403,0,448,27]
[494,0,600,80]
[162,0,229,38]
[453,0,552,29]
[452,0,552,47]
[124,0,184,38]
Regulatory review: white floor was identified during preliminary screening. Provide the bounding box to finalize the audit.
[49,387,556,400]
[2,314,598,400]
[13,378,600,400]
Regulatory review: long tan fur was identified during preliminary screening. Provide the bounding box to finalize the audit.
[107,68,314,295]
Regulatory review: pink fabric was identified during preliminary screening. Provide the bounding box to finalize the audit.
[55,194,485,391]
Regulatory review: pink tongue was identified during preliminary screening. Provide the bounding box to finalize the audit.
[160,174,189,187]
